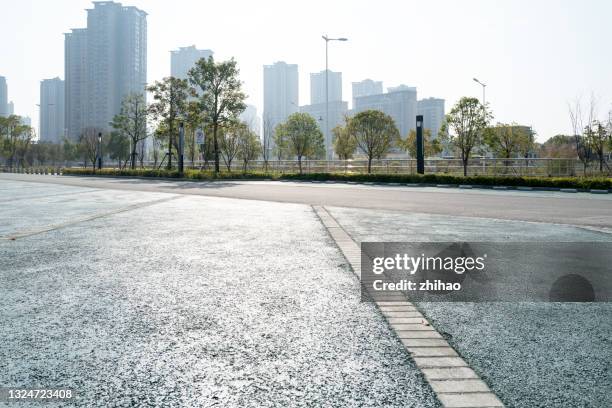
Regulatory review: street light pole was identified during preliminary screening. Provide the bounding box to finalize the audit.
[473,78,486,106]
[322,35,348,160]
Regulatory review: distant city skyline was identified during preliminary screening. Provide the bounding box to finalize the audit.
[1,0,611,141]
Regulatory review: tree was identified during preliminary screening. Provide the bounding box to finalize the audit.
[107,131,130,168]
[62,137,79,163]
[78,128,102,169]
[111,93,148,169]
[443,97,492,176]
[398,128,442,158]
[332,123,357,160]
[0,115,33,168]
[569,96,597,175]
[273,123,288,160]
[347,110,399,173]
[188,56,247,173]
[276,113,324,174]
[219,124,242,171]
[184,101,204,167]
[147,77,191,170]
[585,120,609,172]
[237,125,262,172]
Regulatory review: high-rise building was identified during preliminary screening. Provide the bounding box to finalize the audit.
[7,101,14,116]
[417,98,445,138]
[353,85,417,137]
[310,70,342,105]
[64,28,87,140]
[171,45,213,80]
[351,79,382,107]
[263,61,299,158]
[40,78,66,143]
[65,1,147,140]
[239,104,261,136]
[0,76,7,117]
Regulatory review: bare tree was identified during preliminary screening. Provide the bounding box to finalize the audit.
[569,96,596,175]
[78,128,102,169]
[219,124,242,171]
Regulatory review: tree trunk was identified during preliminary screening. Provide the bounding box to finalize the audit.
[298,156,303,174]
[167,123,173,170]
[463,158,468,176]
[213,123,220,173]
[367,156,372,174]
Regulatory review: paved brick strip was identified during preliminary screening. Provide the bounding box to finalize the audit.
[312,205,504,408]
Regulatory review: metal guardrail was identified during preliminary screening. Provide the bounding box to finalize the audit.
[0,158,608,177]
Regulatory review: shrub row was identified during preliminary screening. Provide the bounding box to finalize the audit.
[61,168,612,190]
[62,167,275,181]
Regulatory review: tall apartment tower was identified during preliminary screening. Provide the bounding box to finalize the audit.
[351,79,382,107]
[417,98,445,138]
[64,1,147,140]
[39,78,66,143]
[310,70,342,105]
[353,85,417,137]
[0,76,8,117]
[263,61,299,158]
[171,46,213,80]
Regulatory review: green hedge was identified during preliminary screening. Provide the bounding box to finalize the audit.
[62,167,276,181]
[61,168,612,190]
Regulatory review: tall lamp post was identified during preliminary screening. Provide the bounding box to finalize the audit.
[473,78,486,106]
[322,35,348,160]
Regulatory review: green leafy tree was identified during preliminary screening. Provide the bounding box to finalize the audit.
[347,110,399,173]
[277,113,324,174]
[332,124,357,160]
[443,97,492,176]
[273,123,289,160]
[147,78,191,169]
[398,128,441,158]
[188,56,247,173]
[107,131,130,168]
[585,120,610,172]
[0,115,33,168]
[78,128,102,169]
[110,93,148,169]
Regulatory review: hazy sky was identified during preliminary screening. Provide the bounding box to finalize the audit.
[1,0,611,141]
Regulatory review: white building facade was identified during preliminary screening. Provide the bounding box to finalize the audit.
[65,1,147,140]
[263,61,299,158]
[353,85,418,138]
[417,97,445,138]
[310,70,342,105]
[40,77,66,143]
[351,79,382,107]
[171,45,213,80]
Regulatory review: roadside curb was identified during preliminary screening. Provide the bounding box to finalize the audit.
[312,205,505,408]
[8,172,611,194]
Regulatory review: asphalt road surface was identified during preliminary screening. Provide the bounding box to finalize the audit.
[1,174,611,407]
[1,173,611,230]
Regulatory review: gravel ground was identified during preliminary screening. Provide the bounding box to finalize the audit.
[0,181,440,407]
[328,206,612,408]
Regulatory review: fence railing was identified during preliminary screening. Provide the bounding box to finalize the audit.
[1,158,609,178]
